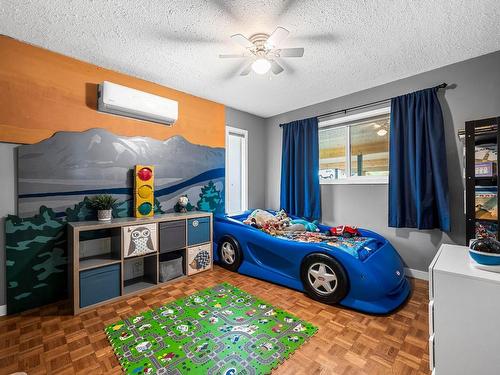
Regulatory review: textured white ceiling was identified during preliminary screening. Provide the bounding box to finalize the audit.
[1,0,500,118]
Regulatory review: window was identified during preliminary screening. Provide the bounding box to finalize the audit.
[319,107,390,184]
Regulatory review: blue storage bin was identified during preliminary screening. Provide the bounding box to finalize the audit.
[188,216,211,246]
[80,264,120,308]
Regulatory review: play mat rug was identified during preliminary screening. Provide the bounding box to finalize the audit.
[105,283,317,374]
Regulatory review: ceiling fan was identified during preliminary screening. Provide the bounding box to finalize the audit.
[219,26,304,76]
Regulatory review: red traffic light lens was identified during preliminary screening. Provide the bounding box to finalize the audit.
[137,167,152,181]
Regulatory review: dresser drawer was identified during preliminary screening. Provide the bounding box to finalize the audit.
[428,299,434,336]
[429,333,435,371]
[187,244,212,275]
[80,264,120,308]
[187,217,210,246]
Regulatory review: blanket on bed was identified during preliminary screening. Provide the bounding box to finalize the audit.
[242,209,376,259]
[275,231,376,258]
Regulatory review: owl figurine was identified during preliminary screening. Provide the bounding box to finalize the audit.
[127,226,154,257]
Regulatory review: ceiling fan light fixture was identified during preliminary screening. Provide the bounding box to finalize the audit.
[252,58,271,74]
[222,26,303,77]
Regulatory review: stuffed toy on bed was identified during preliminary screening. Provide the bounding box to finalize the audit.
[289,219,320,232]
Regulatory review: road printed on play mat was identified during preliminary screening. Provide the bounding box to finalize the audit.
[105,283,317,374]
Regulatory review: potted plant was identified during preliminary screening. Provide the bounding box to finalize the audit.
[88,194,117,221]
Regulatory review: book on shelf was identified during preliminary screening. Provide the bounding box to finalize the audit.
[475,186,498,220]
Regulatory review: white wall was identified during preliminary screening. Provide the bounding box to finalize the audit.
[0,143,18,307]
[265,50,500,271]
[225,107,267,209]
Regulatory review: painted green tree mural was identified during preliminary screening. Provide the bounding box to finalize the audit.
[196,181,224,213]
[5,206,67,314]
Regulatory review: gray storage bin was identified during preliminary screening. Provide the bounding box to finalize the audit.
[159,220,186,253]
[159,256,184,282]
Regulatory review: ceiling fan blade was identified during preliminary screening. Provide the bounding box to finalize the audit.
[219,53,249,59]
[270,60,284,75]
[231,34,255,49]
[264,26,289,49]
[278,47,304,57]
[240,61,253,76]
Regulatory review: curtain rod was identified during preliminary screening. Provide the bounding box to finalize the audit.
[279,82,448,127]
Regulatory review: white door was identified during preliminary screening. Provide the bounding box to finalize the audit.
[225,126,248,215]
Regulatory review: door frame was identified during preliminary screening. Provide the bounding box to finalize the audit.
[225,126,248,215]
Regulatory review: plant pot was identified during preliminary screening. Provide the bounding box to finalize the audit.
[97,209,113,221]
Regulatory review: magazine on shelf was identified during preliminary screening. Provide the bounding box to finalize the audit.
[475,143,497,163]
[475,186,498,220]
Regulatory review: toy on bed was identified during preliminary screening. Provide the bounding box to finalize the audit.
[330,225,360,238]
[290,219,319,232]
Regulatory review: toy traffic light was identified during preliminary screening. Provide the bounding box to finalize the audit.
[134,165,155,218]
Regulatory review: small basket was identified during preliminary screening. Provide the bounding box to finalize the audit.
[159,257,184,282]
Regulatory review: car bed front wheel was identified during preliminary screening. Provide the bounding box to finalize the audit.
[301,254,349,304]
[217,236,242,272]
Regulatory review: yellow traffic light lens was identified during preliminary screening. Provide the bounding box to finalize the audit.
[138,185,153,199]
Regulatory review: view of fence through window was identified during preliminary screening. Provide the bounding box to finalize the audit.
[319,113,390,182]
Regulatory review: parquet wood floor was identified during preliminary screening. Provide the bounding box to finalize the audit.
[0,266,430,375]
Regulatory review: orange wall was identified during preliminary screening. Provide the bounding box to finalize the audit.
[0,36,225,147]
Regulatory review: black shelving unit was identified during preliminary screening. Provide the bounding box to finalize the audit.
[465,116,500,243]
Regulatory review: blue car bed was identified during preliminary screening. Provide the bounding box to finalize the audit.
[213,210,410,314]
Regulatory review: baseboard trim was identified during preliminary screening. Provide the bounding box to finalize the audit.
[404,267,429,281]
[0,305,6,316]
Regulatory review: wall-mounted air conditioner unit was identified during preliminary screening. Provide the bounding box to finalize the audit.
[97,81,178,126]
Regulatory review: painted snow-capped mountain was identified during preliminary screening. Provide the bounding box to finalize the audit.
[18,128,225,217]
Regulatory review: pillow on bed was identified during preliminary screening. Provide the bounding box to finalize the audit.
[243,209,276,226]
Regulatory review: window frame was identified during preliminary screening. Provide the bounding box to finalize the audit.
[318,106,391,185]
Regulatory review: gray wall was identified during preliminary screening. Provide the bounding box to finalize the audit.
[225,107,267,209]
[265,50,500,271]
[0,143,18,307]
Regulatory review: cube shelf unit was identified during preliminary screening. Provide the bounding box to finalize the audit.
[465,116,500,243]
[68,212,213,314]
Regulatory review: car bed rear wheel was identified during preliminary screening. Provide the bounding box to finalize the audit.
[301,254,349,304]
[217,236,242,272]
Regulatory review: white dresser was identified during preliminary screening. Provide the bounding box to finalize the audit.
[429,244,500,375]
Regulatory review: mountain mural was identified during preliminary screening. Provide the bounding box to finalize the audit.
[18,128,225,217]
[7,128,224,314]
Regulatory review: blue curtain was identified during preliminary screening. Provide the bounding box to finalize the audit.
[280,117,321,220]
[388,87,450,231]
